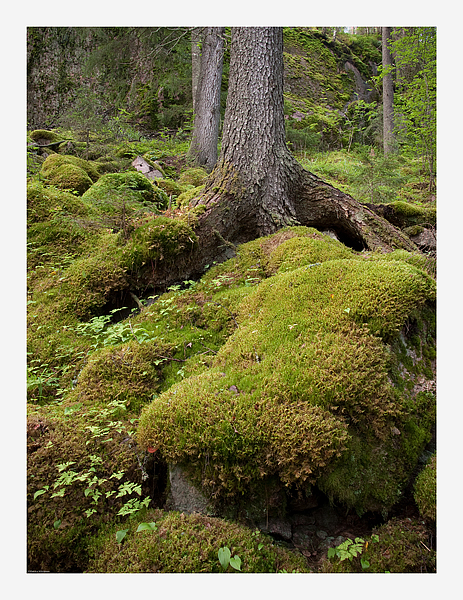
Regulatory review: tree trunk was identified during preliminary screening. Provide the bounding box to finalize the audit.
[191,27,203,116]
[138,28,418,291]
[187,27,225,171]
[191,28,415,250]
[382,27,395,155]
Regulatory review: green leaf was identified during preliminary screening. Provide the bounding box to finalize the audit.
[360,557,370,569]
[53,520,61,529]
[218,546,231,570]
[33,489,47,500]
[116,529,129,544]
[136,522,157,532]
[229,555,242,571]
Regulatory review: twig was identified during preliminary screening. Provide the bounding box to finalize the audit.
[420,540,431,552]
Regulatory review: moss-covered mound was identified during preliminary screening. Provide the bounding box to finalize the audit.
[87,509,310,573]
[178,166,209,187]
[137,228,436,515]
[414,453,436,522]
[40,154,100,194]
[321,517,436,573]
[82,171,168,212]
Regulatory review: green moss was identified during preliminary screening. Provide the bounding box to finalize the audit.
[82,171,157,205]
[176,185,205,208]
[59,233,128,319]
[390,201,436,226]
[27,181,89,223]
[137,237,436,512]
[178,167,209,187]
[27,399,145,572]
[41,153,100,183]
[44,163,94,195]
[87,509,310,573]
[123,215,197,271]
[68,340,175,412]
[155,178,186,198]
[414,453,436,522]
[30,129,63,144]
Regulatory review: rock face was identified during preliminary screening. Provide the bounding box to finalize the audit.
[166,464,214,515]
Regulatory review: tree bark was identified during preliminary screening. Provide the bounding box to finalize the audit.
[382,27,395,155]
[191,27,203,116]
[187,27,225,171]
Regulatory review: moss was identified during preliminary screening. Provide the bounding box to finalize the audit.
[321,518,435,573]
[41,153,100,183]
[123,215,197,272]
[154,178,186,198]
[178,167,209,187]
[27,181,89,224]
[43,163,94,195]
[414,453,436,522]
[82,171,156,205]
[30,129,63,144]
[27,399,146,572]
[176,184,205,207]
[59,232,128,319]
[389,200,436,227]
[86,509,310,573]
[69,340,175,413]
[137,239,436,512]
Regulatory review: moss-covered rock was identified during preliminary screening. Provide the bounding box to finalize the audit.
[27,181,89,223]
[30,129,63,144]
[122,215,197,272]
[86,509,310,573]
[413,453,436,522]
[40,154,100,194]
[137,228,436,515]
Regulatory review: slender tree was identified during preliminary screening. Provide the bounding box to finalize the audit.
[382,27,395,154]
[187,27,225,171]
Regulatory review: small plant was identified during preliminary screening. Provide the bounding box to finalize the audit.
[327,534,379,569]
[218,546,242,571]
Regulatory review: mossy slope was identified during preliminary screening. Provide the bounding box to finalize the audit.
[138,228,436,515]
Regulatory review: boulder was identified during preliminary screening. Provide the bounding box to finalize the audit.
[132,155,164,180]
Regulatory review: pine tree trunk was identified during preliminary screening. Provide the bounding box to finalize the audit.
[187,27,224,171]
[382,27,395,155]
